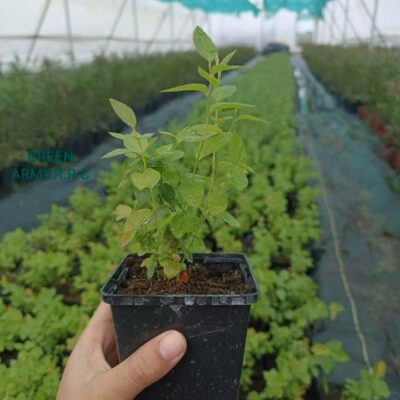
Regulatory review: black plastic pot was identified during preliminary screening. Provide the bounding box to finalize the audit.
[101,252,258,400]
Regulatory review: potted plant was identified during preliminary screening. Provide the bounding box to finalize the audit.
[101,26,262,399]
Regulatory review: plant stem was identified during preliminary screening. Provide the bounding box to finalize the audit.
[207,58,222,192]
[136,135,162,252]
[192,61,212,176]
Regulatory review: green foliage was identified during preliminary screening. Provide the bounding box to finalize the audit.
[0,46,256,169]
[105,26,264,279]
[303,45,400,144]
[342,366,390,400]
[193,26,218,62]
[0,51,383,399]
[246,340,349,400]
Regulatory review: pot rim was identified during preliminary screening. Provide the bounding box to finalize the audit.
[101,252,258,306]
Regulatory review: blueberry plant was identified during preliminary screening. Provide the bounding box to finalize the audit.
[102,26,265,279]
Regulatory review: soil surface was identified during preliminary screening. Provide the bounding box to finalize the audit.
[117,257,250,295]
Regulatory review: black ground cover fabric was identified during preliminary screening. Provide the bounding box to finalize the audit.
[293,55,400,398]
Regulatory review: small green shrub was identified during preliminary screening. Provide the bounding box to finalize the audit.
[0,46,256,169]
[342,365,390,400]
[103,27,264,278]
[303,45,400,144]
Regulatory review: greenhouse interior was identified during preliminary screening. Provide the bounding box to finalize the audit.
[0,0,399,399]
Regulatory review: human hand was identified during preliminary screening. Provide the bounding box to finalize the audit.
[57,302,187,400]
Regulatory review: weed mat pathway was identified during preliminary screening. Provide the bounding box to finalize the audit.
[292,55,400,398]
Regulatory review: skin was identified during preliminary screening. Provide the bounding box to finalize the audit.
[57,302,187,400]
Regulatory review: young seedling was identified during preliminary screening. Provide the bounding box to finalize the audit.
[102,26,265,280]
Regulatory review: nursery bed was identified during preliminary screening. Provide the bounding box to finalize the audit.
[293,54,400,398]
[0,57,260,237]
[0,53,344,399]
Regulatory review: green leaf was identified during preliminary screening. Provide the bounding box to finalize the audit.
[211,85,237,101]
[237,114,267,123]
[211,64,241,74]
[101,148,129,159]
[221,49,237,65]
[142,256,157,279]
[176,124,221,144]
[161,83,208,95]
[124,209,152,230]
[373,361,387,379]
[312,341,349,363]
[109,98,137,128]
[218,161,248,190]
[154,144,173,155]
[193,25,217,62]
[159,183,176,207]
[198,132,229,160]
[221,211,240,227]
[108,132,126,140]
[210,102,255,112]
[160,258,181,279]
[170,211,200,239]
[179,174,206,207]
[123,135,149,154]
[113,204,132,221]
[159,130,177,139]
[264,369,285,398]
[119,229,135,247]
[229,132,246,161]
[329,302,343,320]
[206,189,228,216]
[170,150,184,161]
[131,168,161,190]
[198,67,219,87]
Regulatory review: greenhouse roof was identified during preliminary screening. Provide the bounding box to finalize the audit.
[159,0,329,17]
[159,0,259,15]
[264,0,330,17]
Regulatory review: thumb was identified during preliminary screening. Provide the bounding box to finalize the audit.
[99,330,187,399]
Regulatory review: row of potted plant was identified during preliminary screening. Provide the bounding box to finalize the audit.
[0,46,389,398]
[0,46,255,171]
[303,45,400,172]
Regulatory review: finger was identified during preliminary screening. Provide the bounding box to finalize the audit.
[88,302,113,329]
[79,302,116,352]
[69,302,116,372]
[98,330,187,399]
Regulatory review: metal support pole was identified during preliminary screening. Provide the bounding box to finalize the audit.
[369,0,380,48]
[259,4,264,51]
[357,0,384,45]
[206,14,212,37]
[342,0,350,45]
[191,9,196,27]
[329,3,336,44]
[103,0,129,54]
[131,0,140,54]
[64,0,75,65]
[170,3,175,52]
[313,18,319,44]
[145,4,172,54]
[177,13,191,50]
[26,0,52,66]
[337,0,361,44]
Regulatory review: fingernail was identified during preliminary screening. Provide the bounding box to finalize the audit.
[159,331,186,361]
